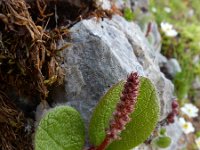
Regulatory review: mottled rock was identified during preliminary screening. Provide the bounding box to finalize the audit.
[56,16,143,125]
[192,77,200,90]
[133,144,150,150]
[193,55,200,64]
[131,0,149,11]
[157,53,168,67]
[192,77,200,108]
[187,9,194,18]
[114,0,162,53]
[134,118,184,150]
[96,0,111,10]
[194,93,200,108]
[53,15,174,127]
[115,0,149,11]
[145,22,162,53]
[35,101,50,124]
[165,58,182,78]
[114,0,129,9]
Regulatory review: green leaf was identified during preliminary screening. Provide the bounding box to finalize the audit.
[35,106,85,150]
[89,77,160,150]
[154,136,171,148]
[196,131,200,138]
[159,128,167,136]
[89,81,125,146]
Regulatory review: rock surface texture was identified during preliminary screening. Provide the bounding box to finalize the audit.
[192,77,200,108]
[54,14,174,132]
[165,58,182,78]
[165,118,186,150]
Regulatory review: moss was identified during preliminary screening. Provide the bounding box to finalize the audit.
[123,8,135,21]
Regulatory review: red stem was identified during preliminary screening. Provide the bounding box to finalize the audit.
[95,136,111,150]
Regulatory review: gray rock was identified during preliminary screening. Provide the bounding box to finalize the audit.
[133,144,150,150]
[165,118,186,150]
[115,0,149,10]
[157,53,168,67]
[194,92,200,108]
[53,15,174,127]
[133,118,185,150]
[95,0,111,10]
[192,77,200,90]
[130,0,149,11]
[35,101,50,126]
[165,58,182,78]
[114,0,130,9]
[145,22,162,53]
[114,0,162,53]
[57,15,144,125]
[109,16,174,120]
[192,77,200,107]
[187,9,194,18]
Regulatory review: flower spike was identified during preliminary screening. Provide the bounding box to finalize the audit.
[94,72,140,150]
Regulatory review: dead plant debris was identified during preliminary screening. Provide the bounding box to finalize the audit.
[0,0,121,149]
[0,90,33,150]
[0,0,67,102]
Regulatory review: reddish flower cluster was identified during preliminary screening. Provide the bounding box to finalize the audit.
[167,100,179,124]
[94,72,140,150]
[107,72,139,140]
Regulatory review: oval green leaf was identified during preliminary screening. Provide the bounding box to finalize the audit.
[154,136,171,148]
[89,81,125,146]
[35,106,85,150]
[89,77,160,150]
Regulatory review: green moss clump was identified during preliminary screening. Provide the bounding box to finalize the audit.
[123,8,135,21]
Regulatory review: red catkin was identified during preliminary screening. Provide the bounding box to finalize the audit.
[167,99,179,124]
[93,72,140,150]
